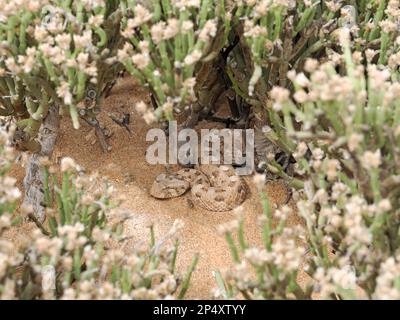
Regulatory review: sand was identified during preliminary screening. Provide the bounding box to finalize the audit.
[7,76,310,299]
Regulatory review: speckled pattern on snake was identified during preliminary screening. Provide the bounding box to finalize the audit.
[150,164,247,212]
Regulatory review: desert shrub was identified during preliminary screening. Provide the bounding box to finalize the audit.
[214,198,310,300]
[0,1,398,149]
[0,0,124,150]
[118,0,230,122]
[216,26,400,299]
[278,30,400,299]
[226,1,400,173]
[0,127,196,300]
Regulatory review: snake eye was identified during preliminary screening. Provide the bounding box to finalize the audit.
[86,89,97,100]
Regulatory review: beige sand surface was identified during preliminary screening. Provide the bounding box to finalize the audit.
[7,76,310,299]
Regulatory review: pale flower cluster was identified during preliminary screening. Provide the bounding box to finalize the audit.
[0,0,49,18]
[374,256,400,299]
[313,265,357,298]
